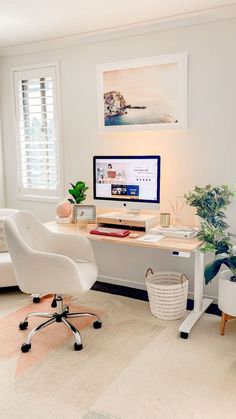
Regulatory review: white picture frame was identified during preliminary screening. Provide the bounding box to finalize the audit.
[97,53,187,131]
[73,205,96,222]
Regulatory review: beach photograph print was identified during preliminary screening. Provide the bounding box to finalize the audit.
[98,54,187,131]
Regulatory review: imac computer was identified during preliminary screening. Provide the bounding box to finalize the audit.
[93,155,161,215]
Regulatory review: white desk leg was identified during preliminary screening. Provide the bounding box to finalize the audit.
[179,250,214,339]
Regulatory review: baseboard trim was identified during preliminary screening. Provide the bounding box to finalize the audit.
[97,274,147,290]
[1,282,221,317]
[0,285,19,292]
[92,280,221,317]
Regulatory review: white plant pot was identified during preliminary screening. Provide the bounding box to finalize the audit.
[218,269,236,316]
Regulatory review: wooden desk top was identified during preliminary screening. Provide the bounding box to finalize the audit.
[46,222,202,253]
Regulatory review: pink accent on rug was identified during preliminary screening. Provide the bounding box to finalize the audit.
[0,295,103,376]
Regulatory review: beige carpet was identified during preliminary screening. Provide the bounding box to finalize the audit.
[87,312,236,419]
[1,290,236,419]
[0,290,164,419]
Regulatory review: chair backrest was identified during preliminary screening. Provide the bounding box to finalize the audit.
[11,211,47,251]
[4,210,98,295]
[3,211,48,290]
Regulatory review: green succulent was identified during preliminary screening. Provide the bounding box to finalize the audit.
[68,181,89,204]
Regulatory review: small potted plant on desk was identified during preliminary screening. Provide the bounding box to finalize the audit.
[185,184,236,335]
[68,181,89,226]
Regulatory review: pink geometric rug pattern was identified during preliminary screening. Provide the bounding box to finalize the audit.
[0,295,102,377]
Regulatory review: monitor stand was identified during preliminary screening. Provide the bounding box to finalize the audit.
[96,211,158,232]
[118,209,141,219]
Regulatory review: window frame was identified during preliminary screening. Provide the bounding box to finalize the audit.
[12,62,64,203]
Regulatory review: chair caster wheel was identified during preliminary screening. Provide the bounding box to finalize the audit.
[33,296,40,304]
[51,299,57,308]
[180,332,189,339]
[74,343,83,351]
[21,343,31,353]
[93,321,102,329]
[19,321,28,330]
[63,305,69,313]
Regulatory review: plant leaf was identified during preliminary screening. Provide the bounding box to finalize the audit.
[204,253,229,284]
[227,256,236,274]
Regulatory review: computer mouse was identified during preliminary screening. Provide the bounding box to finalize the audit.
[129,233,139,238]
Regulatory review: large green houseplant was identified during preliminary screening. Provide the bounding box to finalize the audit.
[185,184,236,284]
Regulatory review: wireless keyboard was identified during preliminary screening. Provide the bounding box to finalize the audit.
[90,226,130,237]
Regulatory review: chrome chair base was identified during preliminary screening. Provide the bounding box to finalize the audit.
[19,295,102,353]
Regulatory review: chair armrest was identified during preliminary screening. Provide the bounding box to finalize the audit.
[45,230,96,263]
[20,250,81,295]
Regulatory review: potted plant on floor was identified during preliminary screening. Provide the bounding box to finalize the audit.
[68,181,89,224]
[205,252,236,334]
[185,184,236,332]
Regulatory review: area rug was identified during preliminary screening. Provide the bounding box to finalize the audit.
[0,290,164,418]
[0,294,103,376]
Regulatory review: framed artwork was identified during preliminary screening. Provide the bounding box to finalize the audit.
[73,205,96,223]
[97,53,187,131]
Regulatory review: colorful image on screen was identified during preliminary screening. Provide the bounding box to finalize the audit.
[94,156,160,203]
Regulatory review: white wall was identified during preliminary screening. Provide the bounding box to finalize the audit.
[0,116,5,207]
[0,18,236,299]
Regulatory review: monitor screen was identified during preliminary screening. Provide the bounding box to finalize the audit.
[93,156,161,206]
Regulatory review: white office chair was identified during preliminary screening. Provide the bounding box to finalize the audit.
[4,210,102,353]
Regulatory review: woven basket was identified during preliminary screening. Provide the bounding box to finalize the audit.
[145,268,189,320]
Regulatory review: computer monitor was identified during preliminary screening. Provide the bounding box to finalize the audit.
[93,155,161,213]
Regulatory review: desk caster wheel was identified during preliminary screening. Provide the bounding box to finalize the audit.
[21,343,31,353]
[19,321,28,330]
[180,332,189,339]
[33,296,40,304]
[74,343,83,351]
[93,321,102,329]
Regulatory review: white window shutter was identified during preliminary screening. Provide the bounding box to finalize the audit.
[13,64,62,201]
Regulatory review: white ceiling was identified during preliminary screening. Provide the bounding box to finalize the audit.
[0,0,234,48]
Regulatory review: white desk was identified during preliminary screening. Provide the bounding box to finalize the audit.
[46,222,214,339]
